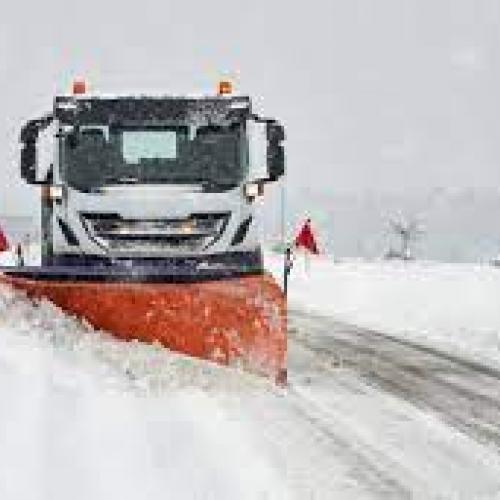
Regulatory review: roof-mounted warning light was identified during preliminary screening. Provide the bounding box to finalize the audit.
[72,79,87,95]
[218,80,232,96]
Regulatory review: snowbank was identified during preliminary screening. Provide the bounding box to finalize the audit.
[266,251,500,371]
[0,284,288,500]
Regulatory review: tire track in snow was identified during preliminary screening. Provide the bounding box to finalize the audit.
[285,388,413,499]
[288,309,500,450]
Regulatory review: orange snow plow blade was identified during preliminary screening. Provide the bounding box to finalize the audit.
[0,273,287,383]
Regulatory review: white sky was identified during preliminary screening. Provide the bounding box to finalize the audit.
[1,0,500,213]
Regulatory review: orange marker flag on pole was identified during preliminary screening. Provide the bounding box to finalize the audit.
[294,218,319,255]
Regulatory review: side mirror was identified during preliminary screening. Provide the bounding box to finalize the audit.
[20,115,54,185]
[247,120,268,182]
[247,119,286,183]
[21,142,37,184]
[266,122,285,180]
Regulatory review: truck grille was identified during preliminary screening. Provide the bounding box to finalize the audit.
[80,212,230,252]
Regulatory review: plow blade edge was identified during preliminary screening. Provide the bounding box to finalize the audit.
[0,272,287,383]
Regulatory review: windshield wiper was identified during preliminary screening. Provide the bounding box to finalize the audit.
[100,176,237,190]
[105,176,139,184]
[200,179,237,191]
[150,177,236,189]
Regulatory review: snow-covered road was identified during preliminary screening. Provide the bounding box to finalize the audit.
[1,281,500,499]
[289,308,500,450]
[286,309,500,497]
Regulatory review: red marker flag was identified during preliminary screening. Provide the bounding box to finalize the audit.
[294,219,319,254]
[0,227,9,252]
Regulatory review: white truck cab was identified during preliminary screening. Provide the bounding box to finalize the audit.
[20,82,285,275]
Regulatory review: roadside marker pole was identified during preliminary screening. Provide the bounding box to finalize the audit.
[284,246,293,297]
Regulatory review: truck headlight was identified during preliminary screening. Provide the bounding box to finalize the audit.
[49,185,64,201]
[180,219,196,234]
[244,182,263,200]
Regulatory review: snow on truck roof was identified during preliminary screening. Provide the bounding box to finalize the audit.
[54,93,251,102]
[53,94,252,125]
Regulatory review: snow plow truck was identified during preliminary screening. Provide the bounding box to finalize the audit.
[0,81,287,383]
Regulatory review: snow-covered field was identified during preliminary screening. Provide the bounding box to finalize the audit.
[1,248,500,498]
[267,251,500,372]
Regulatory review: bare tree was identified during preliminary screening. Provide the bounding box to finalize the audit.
[384,216,424,260]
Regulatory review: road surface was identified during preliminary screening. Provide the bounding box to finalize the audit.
[247,308,500,498]
[289,308,500,450]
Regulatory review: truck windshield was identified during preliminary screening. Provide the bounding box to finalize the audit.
[64,124,244,191]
